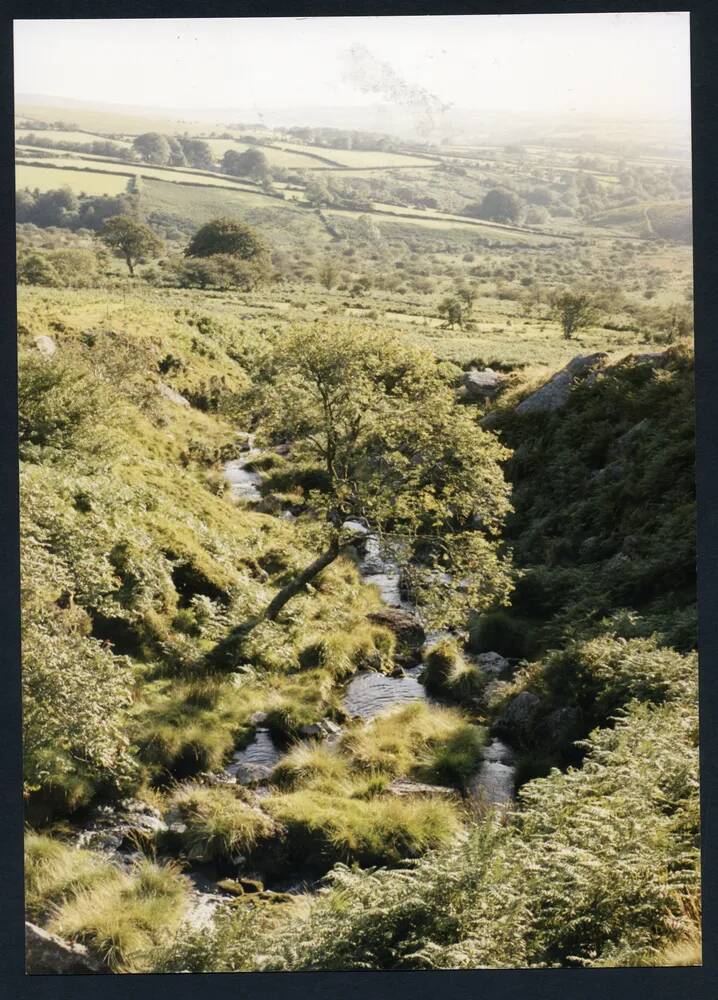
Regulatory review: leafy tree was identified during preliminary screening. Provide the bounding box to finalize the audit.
[99,215,163,276]
[551,290,600,339]
[438,296,465,329]
[178,137,215,170]
[132,132,172,165]
[166,136,188,167]
[465,188,522,224]
[455,283,478,311]
[173,253,270,291]
[222,147,269,181]
[185,217,267,261]
[211,326,512,654]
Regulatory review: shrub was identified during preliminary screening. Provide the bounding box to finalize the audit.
[468,610,535,659]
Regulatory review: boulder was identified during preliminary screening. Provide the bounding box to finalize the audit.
[367,606,426,648]
[496,691,541,741]
[475,651,510,677]
[34,335,57,357]
[25,922,107,975]
[540,706,582,747]
[515,353,608,416]
[298,718,341,739]
[460,368,504,401]
[158,382,190,408]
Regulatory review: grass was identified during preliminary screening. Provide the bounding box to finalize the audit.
[16,154,263,191]
[16,129,133,147]
[165,783,276,862]
[24,832,189,972]
[421,638,486,704]
[298,623,396,679]
[339,701,486,786]
[15,162,130,195]
[263,786,461,870]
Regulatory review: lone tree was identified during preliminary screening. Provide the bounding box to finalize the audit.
[132,132,172,165]
[99,215,163,276]
[438,296,465,329]
[551,290,600,339]
[209,326,513,663]
[186,217,266,261]
[465,188,522,224]
[222,147,270,181]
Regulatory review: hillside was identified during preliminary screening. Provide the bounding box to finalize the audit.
[16,102,698,974]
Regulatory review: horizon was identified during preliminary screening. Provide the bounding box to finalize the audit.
[14,14,691,133]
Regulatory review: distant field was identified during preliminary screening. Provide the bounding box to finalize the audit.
[16,104,208,136]
[15,153,262,191]
[15,162,131,195]
[139,177,332,246]
[15,128,133,148]
[591,199,692,243]
[272,142,438,169]
[325,206,556,244]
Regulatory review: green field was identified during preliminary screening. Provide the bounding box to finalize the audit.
[272,142,439,169]
[15,162,131,195]
[16,128,133,147]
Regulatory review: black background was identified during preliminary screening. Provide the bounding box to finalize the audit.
[1,3,715,998]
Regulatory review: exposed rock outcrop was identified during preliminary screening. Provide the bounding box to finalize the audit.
[515,353,608,416]
[26,922,107,975]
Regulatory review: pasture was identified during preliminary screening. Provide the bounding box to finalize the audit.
[15,162,131,195]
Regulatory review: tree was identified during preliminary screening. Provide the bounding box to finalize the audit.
[438,296,465,329]
[465,188,522,224]
[222,147,269,181]
[185,217,267,261]
[551,290,600,340]
[210,326,513,659]
[132,132,172,165]
[173,253,270,291]
[99,215,163,276]
[179,138,215,170]
[455,283,478,312]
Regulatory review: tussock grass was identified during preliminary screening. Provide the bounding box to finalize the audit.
[422,638,486,703]
[264,786,460,869]
[166,783,275,862]
[272,742,350,790]
[299,624,396,679]
[25,833,189,972]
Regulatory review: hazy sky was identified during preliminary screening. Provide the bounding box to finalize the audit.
[14,13,690,120]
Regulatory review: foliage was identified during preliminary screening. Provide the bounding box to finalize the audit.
[165,783,276,862]
[99,214,163,275]
[550,290,600,339]
[185,216,267,260]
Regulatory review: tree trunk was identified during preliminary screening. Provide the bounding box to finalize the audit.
[126,254,134,276]
[263,535,341,621]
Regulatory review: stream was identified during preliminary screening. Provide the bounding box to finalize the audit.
[223,449,517,807]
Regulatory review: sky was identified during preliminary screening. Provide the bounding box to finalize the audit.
[14,13,691,121]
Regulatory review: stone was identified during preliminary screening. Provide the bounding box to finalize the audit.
[475,651,510,677]
[387,778,454,798]
[238,877,263,894]
[461,368,504,399]
[496,691,541,741]
[460,368,504,400]
[158,382,190,408]
[540,707,582,747]
[515,353,608,416]
[25,921,107,975]
[34,335,57,357]
[367,606,426,648]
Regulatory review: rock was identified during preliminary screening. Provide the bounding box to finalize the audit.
[217,878,246,896]
[540,707,582,747]
[255,494,285,515]
[298,718,342,739]
[232,763,277,786]
[367,607,426,648]
[387,779,455,798]
[475,652,510,677]
[515,353,608,416]
[158,382,190,408]
[250,711,269,726]
[25,921,107,974]
[479,409,504,430]
[460,368,504,400]
[34,335,57,357]
[496,691,541,740]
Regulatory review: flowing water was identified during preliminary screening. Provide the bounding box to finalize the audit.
[344,667,426,721]
[225,729,283,784]
[224,436,263,502]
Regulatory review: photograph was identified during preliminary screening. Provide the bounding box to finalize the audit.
[13,12,699,975]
